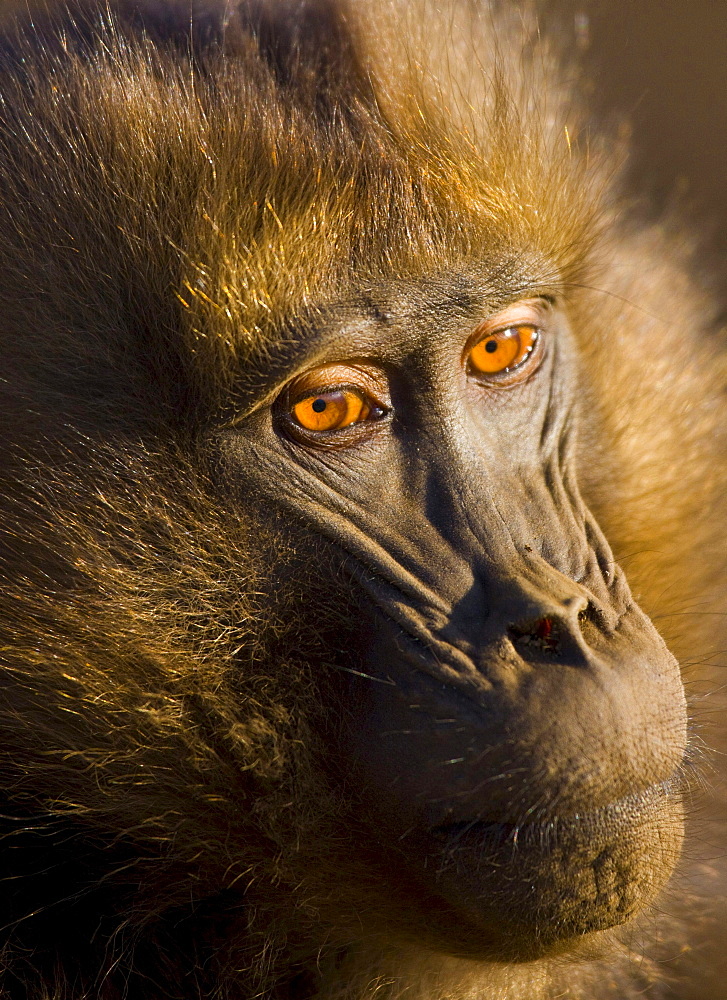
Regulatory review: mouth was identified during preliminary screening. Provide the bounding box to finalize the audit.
[423,777,685,961]
[431,774,683,843]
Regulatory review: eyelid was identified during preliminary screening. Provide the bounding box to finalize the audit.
[471,299,551,339]
[290,381,369,404]
[285,363,389,398]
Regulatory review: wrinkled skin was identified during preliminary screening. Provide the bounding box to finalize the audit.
[222,276,686,959]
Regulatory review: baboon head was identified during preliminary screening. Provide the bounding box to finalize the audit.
[0,1,721,997]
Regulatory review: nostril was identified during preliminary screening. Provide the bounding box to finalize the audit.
[509,616,561,652]
[509,598,597,655]
[578,600,607,631]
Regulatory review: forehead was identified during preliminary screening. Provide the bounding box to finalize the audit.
[321,282,554,357]
[0,32,595,434]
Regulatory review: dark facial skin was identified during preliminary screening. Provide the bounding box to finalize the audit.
[221,273,687,962]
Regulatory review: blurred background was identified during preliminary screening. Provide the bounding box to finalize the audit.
[539,0,727,304]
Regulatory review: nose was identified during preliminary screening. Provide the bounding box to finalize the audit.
[440,551,599,669]
[502,569,593,664]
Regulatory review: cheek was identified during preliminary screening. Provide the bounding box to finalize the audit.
[463,358,567,459]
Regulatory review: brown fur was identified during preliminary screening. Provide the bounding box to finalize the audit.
[0,1,724,997]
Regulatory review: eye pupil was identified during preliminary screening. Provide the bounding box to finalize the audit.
[484,339,498,353]
[312,398,327,412]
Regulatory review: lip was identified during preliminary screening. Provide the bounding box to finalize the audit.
[429,773,685,844]
[410,773,688,961]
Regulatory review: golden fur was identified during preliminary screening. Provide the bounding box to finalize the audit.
[0,1,724,997]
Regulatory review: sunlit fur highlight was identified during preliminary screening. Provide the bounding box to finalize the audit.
[0,1,724,998]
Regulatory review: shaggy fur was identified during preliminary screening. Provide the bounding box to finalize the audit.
[0,1,724,997]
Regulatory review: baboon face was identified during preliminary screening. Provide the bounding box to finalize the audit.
[220,272,686,959]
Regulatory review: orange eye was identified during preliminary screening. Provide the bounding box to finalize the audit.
[281,363,389,443]
[468,325,539,376]
[292,389,372,432]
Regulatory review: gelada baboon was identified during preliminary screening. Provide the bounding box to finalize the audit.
[0,1,724,998]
